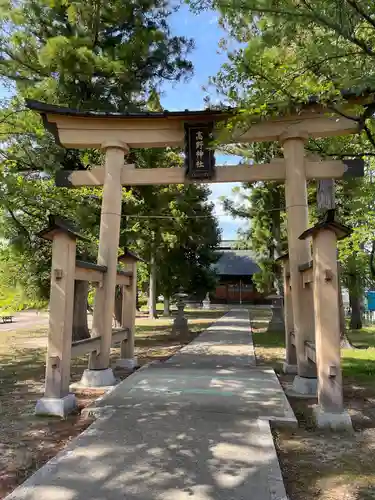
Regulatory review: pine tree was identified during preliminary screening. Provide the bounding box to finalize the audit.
[1,0,193,109]
[0,0,194,337]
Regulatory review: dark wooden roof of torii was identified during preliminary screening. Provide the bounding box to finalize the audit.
[25,90,371,120]
[25,99,231,121]
[25,99,362,149]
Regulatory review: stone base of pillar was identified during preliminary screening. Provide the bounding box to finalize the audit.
[292,375,317,395]
[35,393,76,418]
[116,357,138,371]
[282,362,298,375]
[313,406,352,431]
[78,368,116,388]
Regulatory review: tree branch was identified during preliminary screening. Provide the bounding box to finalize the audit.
[287,51,364,84]
[364,123,375,149]
[4,204,32,243]
[306,147,375,158]
[2,50,49,77]
[247,67,296,100]
[0,107,28,126]
[300,0,375,57]
[213,1,315,18]
[346,0,375,30]
[18,206,45,221]
[328,105,361,123]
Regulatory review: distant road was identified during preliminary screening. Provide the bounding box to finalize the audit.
[0,310,49,332]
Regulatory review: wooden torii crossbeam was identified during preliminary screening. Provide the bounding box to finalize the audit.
[56,158,363,187]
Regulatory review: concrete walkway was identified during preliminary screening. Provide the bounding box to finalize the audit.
[6,309,295,500]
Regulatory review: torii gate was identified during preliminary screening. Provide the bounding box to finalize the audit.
[27,99,362,429]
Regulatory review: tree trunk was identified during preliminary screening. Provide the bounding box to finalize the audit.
[349,290,363,330]
[149,253,157,319]
[338,276,355,348]
[337,261,356,347]
[72,280,90,341]
[272,187,283,296]
[268,186,284,331]
[114,286,122,327]
[317,179,335,212]
[347,254,363,330]
[163,296,170,317]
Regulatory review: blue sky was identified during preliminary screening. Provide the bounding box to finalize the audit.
[0,4,244,240]
[160,5,243,239]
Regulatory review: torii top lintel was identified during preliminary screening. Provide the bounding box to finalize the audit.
[26,99,359,150]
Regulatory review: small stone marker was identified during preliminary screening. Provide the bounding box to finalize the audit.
[202,292,211,310]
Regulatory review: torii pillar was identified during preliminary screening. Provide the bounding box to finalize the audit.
[35,217,79,416]
[300,210,352,429]
[116,250,142,370]
[281,130,317,395]
[81,141,129,387]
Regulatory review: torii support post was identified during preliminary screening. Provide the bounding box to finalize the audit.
[282,131,317,395]
[81,141,129,388]
[35,217,81,417]
[116,251,141,370]
[300,211,352,430]
[277,254,297,374]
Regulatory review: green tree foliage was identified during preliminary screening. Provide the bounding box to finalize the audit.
[193,0,375,140]
[1,0,193,108]
[221,143,287,293]
[224,181,287,294]
[336,173,375,328]
[0,174,101,300]
[0,0,194,300]
[154,184,220,301]
[190,0,375,154]
[189,0,375,328]
[121,150,220,304]
[0,1,219,324]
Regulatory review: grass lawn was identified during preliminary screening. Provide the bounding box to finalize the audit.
[250,306,375,500]
[0,308,225,499]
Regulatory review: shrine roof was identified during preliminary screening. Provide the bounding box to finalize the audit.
[213,249,260,276]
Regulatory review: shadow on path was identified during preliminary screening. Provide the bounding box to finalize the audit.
[6,309,294,500]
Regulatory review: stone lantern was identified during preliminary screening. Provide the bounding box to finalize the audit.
[172,290,189,335]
